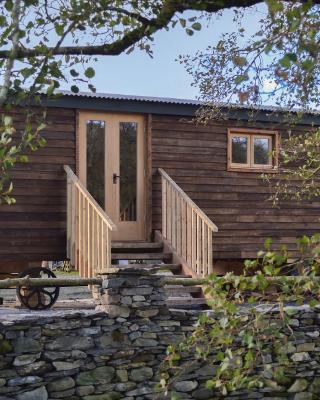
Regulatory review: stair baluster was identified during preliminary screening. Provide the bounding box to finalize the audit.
[64,165,117,277]
[159,168,218,278]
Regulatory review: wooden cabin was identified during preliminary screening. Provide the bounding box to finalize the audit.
[1,92,320,280]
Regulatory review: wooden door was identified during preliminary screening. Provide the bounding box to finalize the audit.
[78,112,146,241]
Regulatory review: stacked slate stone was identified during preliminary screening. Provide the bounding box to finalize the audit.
[0,268,320,399]
[166,307,320,399]
[0,267,186,400]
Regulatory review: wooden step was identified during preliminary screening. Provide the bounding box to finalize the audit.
[112,242,163,252]
[165,274,193,279]
[164,285,202,295]
[166,297,208,309]
[111,252,172,261]
[114,263,181,273]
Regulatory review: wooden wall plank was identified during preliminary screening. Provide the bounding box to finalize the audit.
[0,106,76,264]
[151,114,320,262]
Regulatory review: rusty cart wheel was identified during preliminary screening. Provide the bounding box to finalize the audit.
[16,267,60,310]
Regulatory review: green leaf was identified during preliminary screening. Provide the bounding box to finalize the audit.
[5,0,13,11]
[4,182,13,194]
[85,67,95,79]
[286,52,297,62]
[19,155,29,163]
[3,115,12,127]
[21,68,35,79]
[179,18,186,28]
[185,28,194,36]
[233,56,247,67]
[267,0,284,13]
[0,16,7,27]
[234,74,249,84]
[38,137,47,147]
[46,81,55,97]
[88,84,96,93]
[70,69,79,77]
[309,299,319,308]
[279,55,291,69]
[301,59,314,71]
[54,23,64,36]
[71,85,79,94]
[191,22,202,31]
[264,238,272,250]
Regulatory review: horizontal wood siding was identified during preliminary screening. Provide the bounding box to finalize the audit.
[0,107,75,262]
[151,115,320,260]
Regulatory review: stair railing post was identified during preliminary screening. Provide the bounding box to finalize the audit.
[66,175,72,262]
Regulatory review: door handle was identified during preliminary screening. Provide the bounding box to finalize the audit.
[113,173,120,184]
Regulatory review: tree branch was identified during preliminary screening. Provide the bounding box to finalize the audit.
[105,6,152,25]
[0,0,318,60]
[0,0,22,103]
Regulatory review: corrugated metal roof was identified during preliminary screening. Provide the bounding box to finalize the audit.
[57,90,319,115]
[58,90,202,105]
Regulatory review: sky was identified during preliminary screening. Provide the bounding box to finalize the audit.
[69,6,266,100]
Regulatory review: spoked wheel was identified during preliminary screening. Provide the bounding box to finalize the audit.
[16,267,60,310]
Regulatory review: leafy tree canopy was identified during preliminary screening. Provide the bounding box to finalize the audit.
[0,0,319,203]
[182,0,320,115]
[181,0,320,202]
[0,0,318,101]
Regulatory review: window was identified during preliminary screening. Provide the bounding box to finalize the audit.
[228,129,278,172]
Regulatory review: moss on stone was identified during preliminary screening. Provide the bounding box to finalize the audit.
[0,340,12,354]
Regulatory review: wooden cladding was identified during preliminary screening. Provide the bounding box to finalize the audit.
[65,165,116,277]
[151,115,320,260]
[1,105,319,266]
[159,168,218,277]
[0,107,76,263]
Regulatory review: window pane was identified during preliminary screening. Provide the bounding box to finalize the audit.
[232,136,248,164]
[86,120,105,208]
[120,122,137,221]
[254,137,270,165]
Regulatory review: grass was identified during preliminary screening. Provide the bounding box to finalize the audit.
[55,270,79,277]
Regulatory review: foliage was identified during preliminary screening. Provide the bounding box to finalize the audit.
[263,128,320,204]
[0,111,46,204]
[160,234,320,397]
[1,1,319,203]
[181,0,320,116]
[0,0,270,100]
[180,1,320,203]
[0,0,286,203]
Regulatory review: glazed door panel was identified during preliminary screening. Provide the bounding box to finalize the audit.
[79,112,146,241]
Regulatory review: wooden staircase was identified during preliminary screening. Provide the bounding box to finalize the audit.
[65,166,217,307]
[111,241,208,310]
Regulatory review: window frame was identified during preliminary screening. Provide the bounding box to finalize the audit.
[227,128,279,173]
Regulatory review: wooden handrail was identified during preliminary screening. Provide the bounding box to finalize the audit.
[64,165,116,278]
[159,168,218,278]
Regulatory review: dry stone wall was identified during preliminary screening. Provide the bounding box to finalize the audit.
[0,268,319,399]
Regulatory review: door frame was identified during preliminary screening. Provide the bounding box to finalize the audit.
[76,110,151,241]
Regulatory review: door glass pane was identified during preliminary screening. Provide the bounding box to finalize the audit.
[232,136,248,164]
[254,137,271,165]
[119,122,137,221]
[86,120,105,208]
